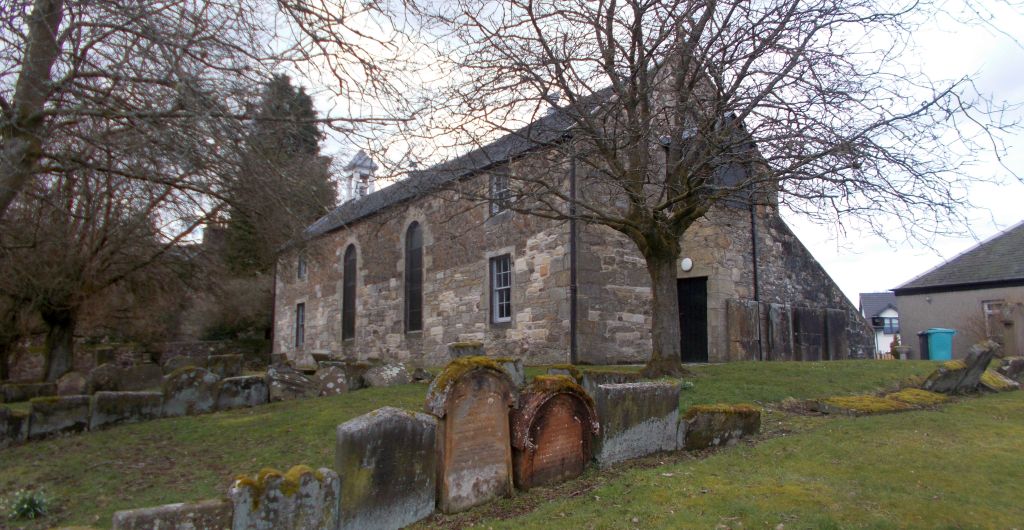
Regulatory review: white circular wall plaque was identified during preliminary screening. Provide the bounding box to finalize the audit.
[680,257,693,272]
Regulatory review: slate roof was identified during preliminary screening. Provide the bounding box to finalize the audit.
[893,220,1024,295]
[305,109,576,239]
[859,292,897,318]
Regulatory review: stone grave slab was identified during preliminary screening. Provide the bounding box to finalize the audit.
[510,376,599,490]
[120,363,165,391]
[792,306,825,361]
[766,303,794,361]
[268,364,319,401]
[90,391,163,430]
[215,375,269,410]
[162,355,202,374]
[0,407,29,448]
[581,370,641,397]
[683,404,762,450]
[363,363,412,388]
[726,299,760,361]
[336,407,437,530]
[1,382,57,403]
[315,366,349,396]
[207,354,244,379]
[593,381,681,467]
[998,357,1024,382]
[230,466,340,530]
[112,499,232,530]
[162,367,220,417]
[922,340,1001,394]
[57,371,88,396]
[88,363,122,393]
[29,395,91,439]
[824,309,849,360]
[425,356,517,513]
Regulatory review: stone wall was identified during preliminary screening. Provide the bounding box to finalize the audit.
[274,161,574,366]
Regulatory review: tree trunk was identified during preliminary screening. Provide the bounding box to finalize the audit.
[640,250,693,378]
[0,0,64,220]
[42,308,75,382]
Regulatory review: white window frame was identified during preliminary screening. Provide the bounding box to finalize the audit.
[490,254,512,323]
[489,168,511,215]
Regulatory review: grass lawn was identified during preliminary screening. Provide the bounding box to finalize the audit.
[0,360,947,528]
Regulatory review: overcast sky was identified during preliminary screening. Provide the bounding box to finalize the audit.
[784,2,1024,303]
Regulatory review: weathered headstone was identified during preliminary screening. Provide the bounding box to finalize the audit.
[162,355,202,374]
[336,407,437,530]
[580,370,641,397]
[162,367,220,417]
[0,407,29,448]
[593,381,682,467]
[824,309,850,360]
[1,382,57,403]
[792,307,825,361]
[88,363,122,393]
[979,370,1020,392]
[207,354,244,379]
[546,364,582,382]
[362,363,412,388]
[425,356,517,513]
[230,466,341,530]
[997,357,1024,382]
[90,391,164,430]
[112,499,232,530]
[765,303,794,361]
[497,358,526,387]
[922,340,1001,394]
[216,375,270,410]
[683,404,762,451]
[511,376,599,490]
[726,299,760,361]
[119,363,165,391]
[267,364,319,401]
[57,371,88,396]
[29,395,91,439]
[315,366,350,396]
[447,340,484,358]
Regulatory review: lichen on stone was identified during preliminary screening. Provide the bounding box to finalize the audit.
[547,364,583,382]
[448,341,484,349]
[980,370,1018,392]
[819,395,912,415]
[527,375,594,407]
[886,388,949,406]
[941,360,967,371]
[425,356,514,417]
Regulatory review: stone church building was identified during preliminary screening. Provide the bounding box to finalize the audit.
[273,114,873,367]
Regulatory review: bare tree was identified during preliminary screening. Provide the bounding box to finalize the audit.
[416,0,1020,376]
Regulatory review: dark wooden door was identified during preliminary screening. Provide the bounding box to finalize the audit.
[677,277,709,363]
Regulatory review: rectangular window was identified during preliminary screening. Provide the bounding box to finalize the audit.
[342,246,357,340]
[295,303,305,349]
[983,300,1005,338]
[297,254,308,280]
[490,254,512,323]
[882,317,899,334]
[490,167,510,215]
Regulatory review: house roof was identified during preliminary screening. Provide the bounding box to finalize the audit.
[305,109,575,239]
[859,292,897,318]
[893,220,1024,295]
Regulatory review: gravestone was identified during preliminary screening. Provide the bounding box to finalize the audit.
[88,363,122,393]
[593,381,682,467]
[362,363,412,388]
[580,370,641,397]
[766,303,794,361]
[230,466,341,530]
[824,309,850,360]
[315,366,350,396]
[998,357,1024,382]
[498,358,525,387]
[510,376,599,490]
[922,340,1001,394]
[683,404,762,450]
[1,382,57,403]
[792,307,825,361]
[207,354,244,379]
[447,341,484,358]
[90,391,163,430]
[162,355,201,374]
[29,395,91,439]
[119,363,164,391]
[162,367,220,417]
[268,364,319,401]
[425,357,517,513]
[0,407,29,448]
[112,499,232,530]
[336,407,437,530]
[726,299,760,361]
[216,376,270,410]
[57,371,88,396]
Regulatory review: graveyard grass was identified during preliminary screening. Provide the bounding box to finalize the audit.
[1,360,1018,528]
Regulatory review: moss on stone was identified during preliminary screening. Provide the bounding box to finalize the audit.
[527,375,595,408]
[430,356,506,396]
[886,388,949,406]
[448,341,484,349]
[281,465,317,496]
[161,366,207,392]
[684,403,762,420]
[820,395,912,415]
[942,360,967,371]
[28,396,63,405]
[980,370,1017,392]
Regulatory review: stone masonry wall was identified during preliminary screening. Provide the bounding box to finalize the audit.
[274,159,574,366]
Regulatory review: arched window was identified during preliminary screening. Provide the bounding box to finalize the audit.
[342,244,357,340]
[404,222,423,332]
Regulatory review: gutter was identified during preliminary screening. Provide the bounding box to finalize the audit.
[750,202,764,361]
